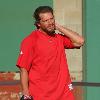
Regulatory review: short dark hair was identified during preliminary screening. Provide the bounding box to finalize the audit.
[33,6,53,22]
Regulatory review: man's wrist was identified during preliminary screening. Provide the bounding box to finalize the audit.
[22,89,30,96]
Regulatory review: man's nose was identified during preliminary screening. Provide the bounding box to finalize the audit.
[48,19,54,24]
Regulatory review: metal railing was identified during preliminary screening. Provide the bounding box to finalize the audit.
[0,81,100,87]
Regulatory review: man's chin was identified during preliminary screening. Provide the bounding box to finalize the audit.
[41,28,55,36]
[49,28,56,32]
[47,30,55,35]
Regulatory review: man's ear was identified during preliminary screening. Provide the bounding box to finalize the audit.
[34,21,40,29]
[37,22,40,27]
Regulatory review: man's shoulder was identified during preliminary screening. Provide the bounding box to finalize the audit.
[28,29,39,38]
[21,30,38,45]
[55,33,63,38]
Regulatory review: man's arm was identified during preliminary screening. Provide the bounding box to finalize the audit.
[55,23,84,47]
[20,68,30,96]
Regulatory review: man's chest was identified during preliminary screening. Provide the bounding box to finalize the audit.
[35,37,57,56]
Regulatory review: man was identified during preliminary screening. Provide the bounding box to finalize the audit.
[16,6,84,100]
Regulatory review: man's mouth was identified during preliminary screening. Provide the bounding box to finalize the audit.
[48,25,55,29]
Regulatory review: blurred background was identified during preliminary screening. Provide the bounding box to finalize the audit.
[0,0,100,100]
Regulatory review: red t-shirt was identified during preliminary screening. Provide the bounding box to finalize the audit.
[16,30,75,100]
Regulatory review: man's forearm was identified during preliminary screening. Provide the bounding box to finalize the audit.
[55,23,84,47]
[20,68,30,95]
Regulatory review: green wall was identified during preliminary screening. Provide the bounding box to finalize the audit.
[84,0,100,99]
[0,0,53,71]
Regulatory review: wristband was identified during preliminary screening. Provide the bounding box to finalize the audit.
[20,95,33,100]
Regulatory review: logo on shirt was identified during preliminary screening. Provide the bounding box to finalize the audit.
[68,84,73,90]
[20,51,23,55]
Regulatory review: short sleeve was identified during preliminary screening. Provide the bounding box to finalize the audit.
[16,37,33,71]
[61,34,75,49]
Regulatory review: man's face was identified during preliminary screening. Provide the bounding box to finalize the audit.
[38,12,55,34]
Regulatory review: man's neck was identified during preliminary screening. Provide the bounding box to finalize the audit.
[39,29,55,37]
